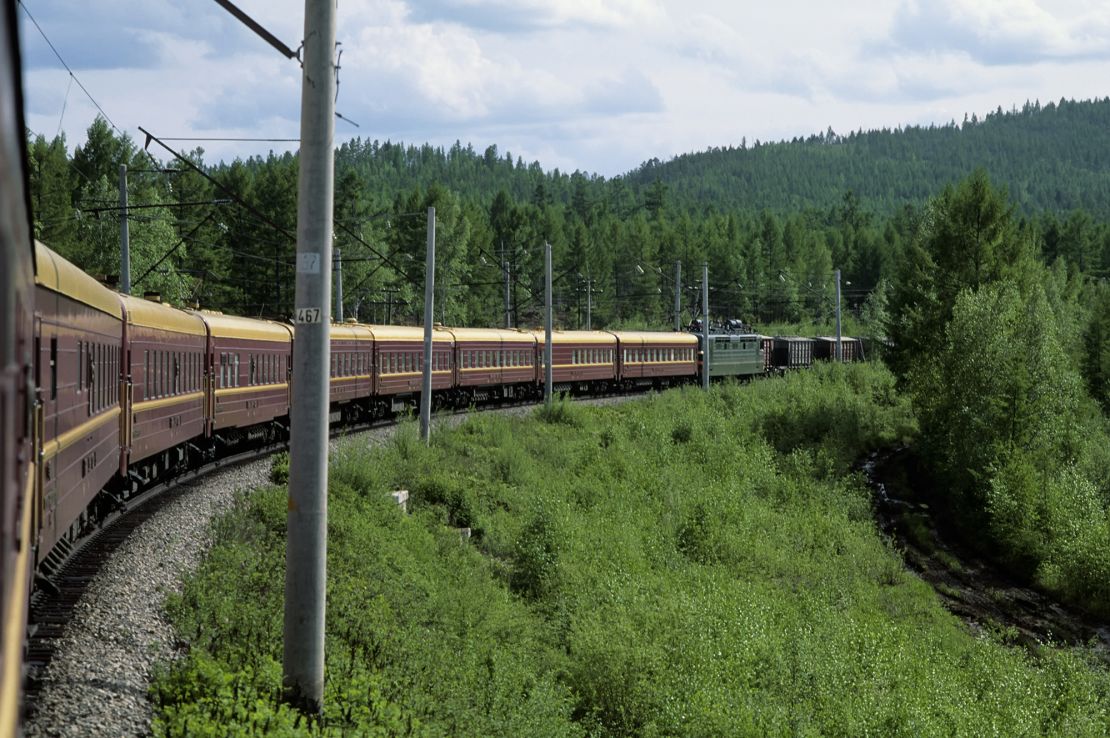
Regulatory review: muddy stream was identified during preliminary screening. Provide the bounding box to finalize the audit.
[862,447,1110,661]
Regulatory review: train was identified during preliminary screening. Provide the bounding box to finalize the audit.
[0,10,860,735]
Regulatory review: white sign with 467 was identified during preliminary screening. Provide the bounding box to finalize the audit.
[295,307,322,324]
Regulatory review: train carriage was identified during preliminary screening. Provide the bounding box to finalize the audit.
[450,327,538,402]
[1,5,37,727]
[329,322,375,417]
[614,331,697,388]
[702,332,765,380]
[120,295,207,485]
[760,336,774,373]
[196,311,292,439]
[368,325,453,414]
[532,330,617,394]
[34,243,125,563]
[773,336,814,369]
[812,336,862,362]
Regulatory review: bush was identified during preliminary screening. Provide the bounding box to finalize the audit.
[154,364,1110,736]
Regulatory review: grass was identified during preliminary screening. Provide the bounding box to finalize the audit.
[151,363,1110,736]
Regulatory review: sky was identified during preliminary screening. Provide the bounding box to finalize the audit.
[17,0,1110,178]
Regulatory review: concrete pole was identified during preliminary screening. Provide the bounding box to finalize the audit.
[586,276,592,331]
[674,260,681,331]
[334,247,343,322]
[544,241,553,406]
[702,262,710,391]
[835,268,842,362]
[283,0,335,716]
[119,164,130,294]
[501,240,511,329]
[420,207,435,443]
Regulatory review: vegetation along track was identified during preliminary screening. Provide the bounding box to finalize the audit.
[864,447,1110,661]
[20,393,636,735]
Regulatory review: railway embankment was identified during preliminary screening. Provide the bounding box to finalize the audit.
[152,364,1110,735]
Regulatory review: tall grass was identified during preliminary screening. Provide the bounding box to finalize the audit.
[152,363,1110,736]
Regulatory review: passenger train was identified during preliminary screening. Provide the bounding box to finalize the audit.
[0,9,859,734]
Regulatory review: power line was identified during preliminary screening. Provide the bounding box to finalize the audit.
[159,136,300,142]
[17,0,123,137]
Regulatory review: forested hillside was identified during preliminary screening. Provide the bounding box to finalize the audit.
[628,98,1110,217]
[24,99,1110,336]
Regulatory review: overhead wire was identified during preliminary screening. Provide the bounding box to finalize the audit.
[17,0,123,137]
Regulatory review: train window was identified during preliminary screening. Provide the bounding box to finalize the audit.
[144,351,149,399]
[234,354,241,387]
[77,341,83,392]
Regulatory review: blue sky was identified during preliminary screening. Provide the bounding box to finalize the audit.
[18,0,1110,177]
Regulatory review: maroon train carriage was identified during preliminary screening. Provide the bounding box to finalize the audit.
[450,327,538,403]
[613,330,698,389]
[531,329,617,394]
[120,294,207,488]
[367,324,453,415]
[812,336,861,362]
[328,322,375,423]
[196,311,293,443]
[1,4,35,730]
[33,242,125,564]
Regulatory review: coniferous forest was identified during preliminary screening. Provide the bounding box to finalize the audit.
[26,97,1110,335]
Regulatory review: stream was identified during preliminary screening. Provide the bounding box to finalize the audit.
[862,447,1110,661]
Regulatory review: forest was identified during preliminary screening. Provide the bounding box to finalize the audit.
[25,97,1110,335]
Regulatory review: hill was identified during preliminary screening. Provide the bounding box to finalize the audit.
[624,98,1110,217]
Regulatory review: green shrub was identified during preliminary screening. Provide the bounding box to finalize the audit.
[154,363,1110,736]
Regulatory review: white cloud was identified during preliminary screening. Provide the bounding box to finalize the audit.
[888,0,1110,64]
[16,0,1110,177]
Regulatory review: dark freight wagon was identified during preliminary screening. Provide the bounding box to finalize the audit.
[812,336,861,362]
[772,336,814,369]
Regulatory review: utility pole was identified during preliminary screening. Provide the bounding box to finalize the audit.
[544,241,552,406]
[834,268,842,362]
[702,262,710,391]
[420,207,435,443]
[284,0,335,717]
[501,240,511,328]
[586,274,592,331]
[334,247,343,322]
[674,260,681,331]
[119,164,130,294]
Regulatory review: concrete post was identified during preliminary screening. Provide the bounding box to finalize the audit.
[119,164,130,294]
[586,275,592,331]
[420,207,435,443]
[674,260,681,331]
[334,247,343,322]
[283,0,335,716]
[835,268,842,362]
[544,241,553,406]
[702,262,710,391]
